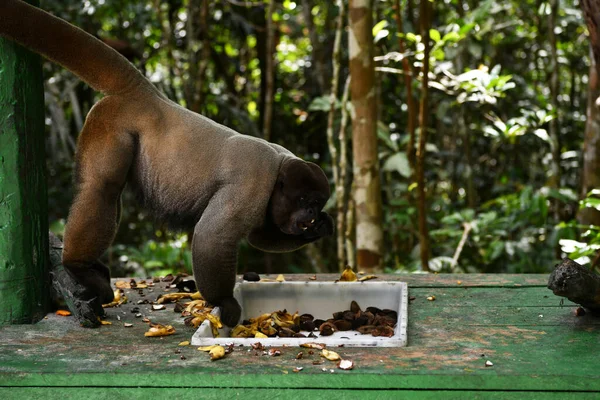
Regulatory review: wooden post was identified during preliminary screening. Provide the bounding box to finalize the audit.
[0,0,50,325]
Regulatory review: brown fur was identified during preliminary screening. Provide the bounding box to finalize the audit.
[0,0,332,327]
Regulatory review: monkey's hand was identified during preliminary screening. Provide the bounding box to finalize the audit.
[302,211,334,240]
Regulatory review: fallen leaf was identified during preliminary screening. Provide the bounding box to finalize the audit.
[55,310,71,317]
[276,274,285,282]
[99,319,112,325]
[338,359,354,370]
[427,296,436,301]
[255,332,268,339]
[123,323,133,328]
[321,349,341,361]
[179,341,190,346]
[152,304,166,311]
[309,275,317,280]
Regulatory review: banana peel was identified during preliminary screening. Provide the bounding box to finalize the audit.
[102,289,128,308]
[339,267,357,282]
[321,349,341,361]
[157,292,202,304]
[197,345,226,361]
[144,323,176,337]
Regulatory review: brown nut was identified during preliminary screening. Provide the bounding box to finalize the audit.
[319,322,336,336]
[333,320,352,331]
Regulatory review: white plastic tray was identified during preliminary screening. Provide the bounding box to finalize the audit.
[191,281,408,347]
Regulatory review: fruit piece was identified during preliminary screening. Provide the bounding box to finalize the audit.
[320,349,341,361]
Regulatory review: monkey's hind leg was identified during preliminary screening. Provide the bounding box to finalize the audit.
[61,111,135,323]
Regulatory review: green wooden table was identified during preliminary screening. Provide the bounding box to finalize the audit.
[0,273,598,399]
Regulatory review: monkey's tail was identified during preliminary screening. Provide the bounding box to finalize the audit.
[0,0,148,96]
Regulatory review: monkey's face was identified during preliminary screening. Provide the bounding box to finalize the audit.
[270,159,331,236]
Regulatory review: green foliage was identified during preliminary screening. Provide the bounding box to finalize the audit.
[41,0,593,276]
[113,234,193,277]
[559,191,600,267]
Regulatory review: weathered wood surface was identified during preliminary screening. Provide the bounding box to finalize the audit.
[0,0,49,326]
[0,273,598,399]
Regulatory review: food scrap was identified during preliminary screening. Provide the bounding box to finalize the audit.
[339,266,357,282]
[230,301,397,339]
[357,275,378,282]
[102,289,128,308]
[320,349,341,361]
[338,359,354,370]
[209,346,226,360]
[156,291,202,304]
[144,322,176,337]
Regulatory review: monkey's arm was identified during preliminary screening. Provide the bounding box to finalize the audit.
[192,191,259,327]
[248,211,334,253]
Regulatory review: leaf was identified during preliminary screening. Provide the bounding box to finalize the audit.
[374,29,390,44]
[308,95,337,112]
[372,20,389,37]
[383,153,411,178]
[442,31,461,42]
[429,29,441,42]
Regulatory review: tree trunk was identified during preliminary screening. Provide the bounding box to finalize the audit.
[262,0,276,141]
[326,0,350,272]
[348,0,384,273]
[393,0,417,174]
[579,47,600,225]
[301,0,329,94]
[579,0,600,225]
[416,0,432,272]
[547,0,561,191]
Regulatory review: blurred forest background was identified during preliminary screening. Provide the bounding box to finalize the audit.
[42,0,600,277]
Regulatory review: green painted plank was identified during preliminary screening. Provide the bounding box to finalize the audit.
[0,388,598,400]
[0,0,49,325]
[409,286,576,308]
[283,273,549,287]
[0,276,598,392]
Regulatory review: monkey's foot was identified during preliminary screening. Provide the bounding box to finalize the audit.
[50,264,106,327]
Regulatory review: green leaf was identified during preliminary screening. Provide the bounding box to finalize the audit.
[383,153,411,178]
[372,20,389,37]
[308,96,336,112]
[429,29,441,42]
[442,31,461,42]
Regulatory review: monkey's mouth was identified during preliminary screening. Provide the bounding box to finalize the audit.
[297,219,316,231]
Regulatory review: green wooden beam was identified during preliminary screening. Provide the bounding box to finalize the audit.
[0,0,49,325]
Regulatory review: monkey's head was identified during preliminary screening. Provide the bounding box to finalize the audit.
[270,158,331,236]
